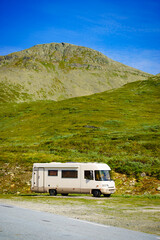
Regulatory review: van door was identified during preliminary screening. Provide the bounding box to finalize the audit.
[32,167,38,189]
[80,166,95,193]
[37,167,44,192]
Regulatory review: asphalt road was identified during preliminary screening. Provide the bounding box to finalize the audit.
[0,203,159,240]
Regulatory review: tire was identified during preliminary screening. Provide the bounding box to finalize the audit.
[61,193,68,196]
[92,190,101,197]
[104,194,111,197]
[49,189,57,196]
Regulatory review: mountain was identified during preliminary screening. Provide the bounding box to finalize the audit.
[0,76,160,194]
[0,42,151,102]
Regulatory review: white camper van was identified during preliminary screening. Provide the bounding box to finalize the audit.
[31,162,116,197]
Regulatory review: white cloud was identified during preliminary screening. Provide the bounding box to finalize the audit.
[103,49,160,75]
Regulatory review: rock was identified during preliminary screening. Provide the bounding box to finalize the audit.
[141,172,146,177]
[129,180,136,186]
[125,190,132,193]
[10,173,14,177]
[83,125,98,129]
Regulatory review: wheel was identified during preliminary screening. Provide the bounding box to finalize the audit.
[104,194,111,197]
[61,193,68,196]
[49,189,57,196]
[92,190,101,197]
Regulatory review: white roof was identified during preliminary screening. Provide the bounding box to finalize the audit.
[33,162,111,170]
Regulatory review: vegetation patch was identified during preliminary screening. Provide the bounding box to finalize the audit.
[0,77,160,194]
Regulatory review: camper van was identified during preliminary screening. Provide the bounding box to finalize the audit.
[31,162,116,197]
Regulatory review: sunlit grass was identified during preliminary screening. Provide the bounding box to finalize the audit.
[0,77,160,193]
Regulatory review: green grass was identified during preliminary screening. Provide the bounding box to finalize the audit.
[0,76,160,193]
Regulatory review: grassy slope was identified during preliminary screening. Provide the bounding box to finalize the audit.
[0,76,160,193]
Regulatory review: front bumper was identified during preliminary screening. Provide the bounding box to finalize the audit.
[101,188,116,194]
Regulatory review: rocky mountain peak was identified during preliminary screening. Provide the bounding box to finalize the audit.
[0,42,151,102]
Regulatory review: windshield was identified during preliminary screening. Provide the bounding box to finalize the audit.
[95,170,111,181]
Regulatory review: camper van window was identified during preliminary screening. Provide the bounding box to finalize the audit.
[84,170,93,180]
[48,170,58,176]
[95,170,110,181]
[62,170,78,178]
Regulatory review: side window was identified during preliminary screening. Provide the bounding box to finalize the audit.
[62,170,78,178]
[84,170,93,180]
[48,170,58,176]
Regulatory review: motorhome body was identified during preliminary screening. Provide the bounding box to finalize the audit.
[31,162,116,197]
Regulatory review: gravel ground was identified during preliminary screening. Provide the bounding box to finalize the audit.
[0,195,160,236]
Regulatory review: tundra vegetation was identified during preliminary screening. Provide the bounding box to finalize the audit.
[0,75,160,195]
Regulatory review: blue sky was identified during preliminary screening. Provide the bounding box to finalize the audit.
[1,0,160,74]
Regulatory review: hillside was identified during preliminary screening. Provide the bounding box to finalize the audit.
[0,76,160,194]
[0,42,151,102]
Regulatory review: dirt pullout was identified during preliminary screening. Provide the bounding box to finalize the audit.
[0,195,160,236]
